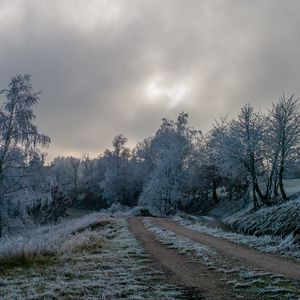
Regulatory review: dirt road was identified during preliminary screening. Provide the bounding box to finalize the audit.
[129,217,300,299]
[155,217,300,280]
[129,217,235,299]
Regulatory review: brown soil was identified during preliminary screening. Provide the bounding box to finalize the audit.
[155,217,300,281]
[129,217,241,300]
[129,217,300,299]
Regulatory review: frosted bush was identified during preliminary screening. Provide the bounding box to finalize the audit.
[231,198,300,236]
[0,213,110,260]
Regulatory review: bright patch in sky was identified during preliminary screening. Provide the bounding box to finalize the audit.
[146,76,190,108]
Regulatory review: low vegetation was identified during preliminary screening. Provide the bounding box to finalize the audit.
[0,213,109,270]
[0,213,193,299]
[231,198,300,237]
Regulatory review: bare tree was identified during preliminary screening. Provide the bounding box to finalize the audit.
[0,74,50,236]
[269,95,300,200]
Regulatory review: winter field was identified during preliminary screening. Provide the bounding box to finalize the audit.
[0,212,191,299]
[1,181,300,299]
[0,75,300,299]
[2,2,300,298]
[0,202,300,299]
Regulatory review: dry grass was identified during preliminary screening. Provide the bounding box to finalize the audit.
[0,213,113,271]
[0,218,189,299]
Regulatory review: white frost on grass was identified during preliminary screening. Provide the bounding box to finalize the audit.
[144,218,300,300]
[173,215,300,260]
[144,218,217,265]
[1,218,187,299]
[0,212,109,259]
[230,198,300,237]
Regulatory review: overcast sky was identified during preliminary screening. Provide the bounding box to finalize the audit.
[0,0,300,161]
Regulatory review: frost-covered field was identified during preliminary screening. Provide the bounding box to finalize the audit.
[0,213,109,260]
[0,213,188,299]
[210,183,300,238]
[144,219,300,300]
[231,198,300,237]
[173,215,300,260]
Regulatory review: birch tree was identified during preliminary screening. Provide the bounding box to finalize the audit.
[0,74,50,236]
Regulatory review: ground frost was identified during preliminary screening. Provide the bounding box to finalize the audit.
[0,216,188,299]
[143,218,300,300]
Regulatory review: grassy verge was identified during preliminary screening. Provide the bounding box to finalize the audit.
[0,214,193,299]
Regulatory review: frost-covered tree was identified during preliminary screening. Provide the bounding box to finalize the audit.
[135,137,156,178]
[51,157,73,194]
[208,107,266,209]
[206,118,249,203]
[70,157,80,203]
[79,154,106,209]
[26,154,53,210]
[139,113,199,214]
[51,155,109,209]
[0,74,50,236]
[231,105,267,208]
[204,98,300,209]
[51,156,82,203]
[268,95,300,200]
[101,134,133,206]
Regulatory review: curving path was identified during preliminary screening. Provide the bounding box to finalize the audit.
[129,216,300,298]
[154,217,300,281]
[129,217,236,299]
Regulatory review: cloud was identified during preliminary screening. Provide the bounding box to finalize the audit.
[0,0,299,160]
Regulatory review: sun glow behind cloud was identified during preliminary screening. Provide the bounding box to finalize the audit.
[0,0,299,161]
[145,75,190,108]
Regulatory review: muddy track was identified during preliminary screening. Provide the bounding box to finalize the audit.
[154,217,300,281]
[129,217,300,299]
[129,217,239,300]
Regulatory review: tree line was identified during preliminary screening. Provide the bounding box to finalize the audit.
[51,98,300,214]
[0,74,300,235]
